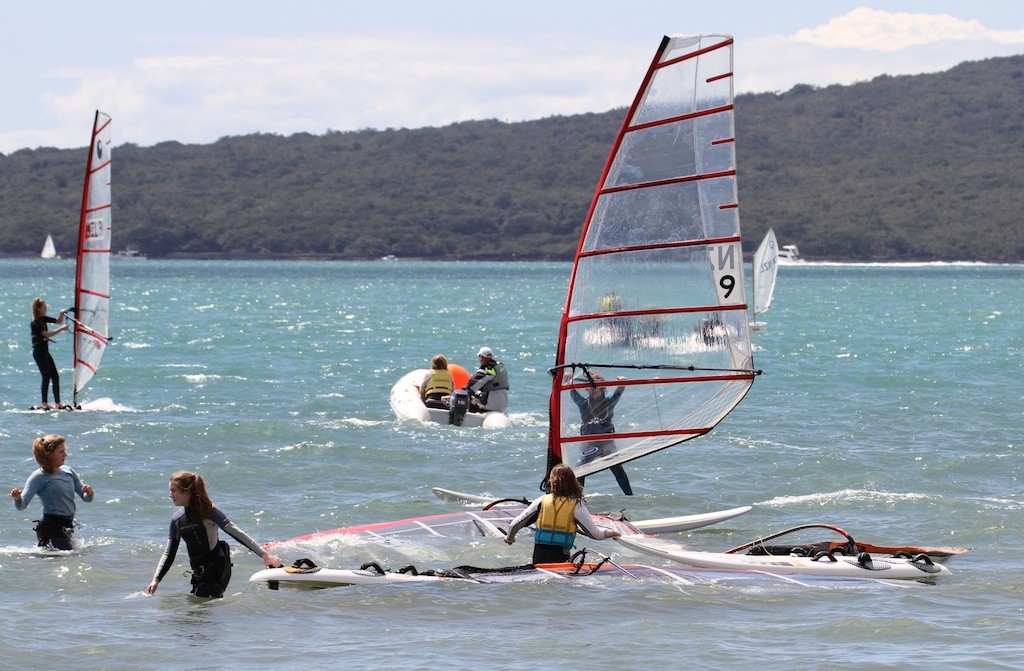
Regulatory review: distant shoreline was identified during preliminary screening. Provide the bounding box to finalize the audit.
[2,253,1014,265]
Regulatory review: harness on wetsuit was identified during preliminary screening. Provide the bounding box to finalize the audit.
[184,511,232,598]
[33,514,75,550]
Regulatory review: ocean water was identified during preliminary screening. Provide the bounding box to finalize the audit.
[0,258,1021,671]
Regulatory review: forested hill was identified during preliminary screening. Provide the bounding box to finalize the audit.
[2,53,1022,262]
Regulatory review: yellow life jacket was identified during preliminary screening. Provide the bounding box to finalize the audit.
[534,494,577,548]
[422,369,454,397]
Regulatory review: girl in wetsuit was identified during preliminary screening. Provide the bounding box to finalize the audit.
[10,434,94,550]
[146,470,282,598]
[30,297,69,410]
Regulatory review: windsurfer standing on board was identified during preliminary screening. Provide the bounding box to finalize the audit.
[30,297,69,410]
[570,371,633,496]
[463,346,509,413]
[504,464,620,564]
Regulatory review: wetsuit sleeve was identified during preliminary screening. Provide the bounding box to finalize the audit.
[608,387,625,407]
[504,496,542,542]
[209,507,268,558]
[152,519,181,583]
[70,469,94,503]
[466,367,495,393]
[573,501,616,540]
[13,471,41,511]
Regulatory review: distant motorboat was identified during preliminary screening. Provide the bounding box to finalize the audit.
[41,234,60,259]
[777,244,804,264]
[115,247,146,259]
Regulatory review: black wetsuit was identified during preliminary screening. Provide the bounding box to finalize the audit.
[151,506,267,598]
[31,315,61,406]
[571,386,633,495]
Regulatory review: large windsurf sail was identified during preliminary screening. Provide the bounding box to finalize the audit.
[546,35,758,483]
[72,111,112,406]
[751,227,779,326]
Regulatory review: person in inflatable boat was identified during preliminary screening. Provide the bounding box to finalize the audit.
[464,346,509,413]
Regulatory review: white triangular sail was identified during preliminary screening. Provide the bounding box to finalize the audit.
[41,234,58,259]
[546,35,758,482]
[750,228,778,328]
[72,111,112,405]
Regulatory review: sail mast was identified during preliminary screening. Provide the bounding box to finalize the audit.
[72,110,112,407]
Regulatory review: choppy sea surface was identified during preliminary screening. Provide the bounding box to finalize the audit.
[0,258,1021,671]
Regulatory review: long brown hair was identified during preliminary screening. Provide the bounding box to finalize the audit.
[31,297,46,320]
[32,434,65,473]
[547,464,584,501]
[170,470,215,519]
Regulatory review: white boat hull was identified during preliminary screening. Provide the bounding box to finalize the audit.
[389,369,510,428]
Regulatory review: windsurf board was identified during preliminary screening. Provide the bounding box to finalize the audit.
[616,535,950,580]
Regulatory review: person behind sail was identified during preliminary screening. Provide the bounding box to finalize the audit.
[570,371,633,496]
[10,434,94,550]
[30,297,69,410]
[699,311,726,347]
[464,346,509,413]
[420,354,455,409]
[600,291,634,343]
[504,464,620,564]
[600,292,624,313]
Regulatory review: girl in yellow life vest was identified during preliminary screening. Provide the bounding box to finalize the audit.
[504,464,620,564]
[420,354,455,408]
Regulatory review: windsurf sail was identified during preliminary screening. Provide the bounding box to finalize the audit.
[72,111,112,406]
[751,227,778,327]
[41,234,58,259]
[546,35,758,483]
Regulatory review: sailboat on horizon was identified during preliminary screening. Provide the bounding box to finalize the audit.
[750,227,779,331]
[40,234,59,259]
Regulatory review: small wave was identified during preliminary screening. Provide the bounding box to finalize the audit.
[338,417,389,428]
[758,488,932,507]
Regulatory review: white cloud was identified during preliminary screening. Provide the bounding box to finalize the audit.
[792,7,1024,51]
[3,10,1024,153]
[738,8,1024,93]
[27,32,647,150]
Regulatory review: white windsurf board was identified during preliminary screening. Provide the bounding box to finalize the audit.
[616,535,950,580]
[431,487,751,535]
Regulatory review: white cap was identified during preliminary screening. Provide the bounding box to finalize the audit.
[477,346,494,358]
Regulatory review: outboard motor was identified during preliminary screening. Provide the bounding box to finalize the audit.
[448,389,470,426]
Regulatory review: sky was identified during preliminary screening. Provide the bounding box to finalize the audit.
[3,1,1024,154]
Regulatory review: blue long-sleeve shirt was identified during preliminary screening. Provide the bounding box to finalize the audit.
[14,466,93,518]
